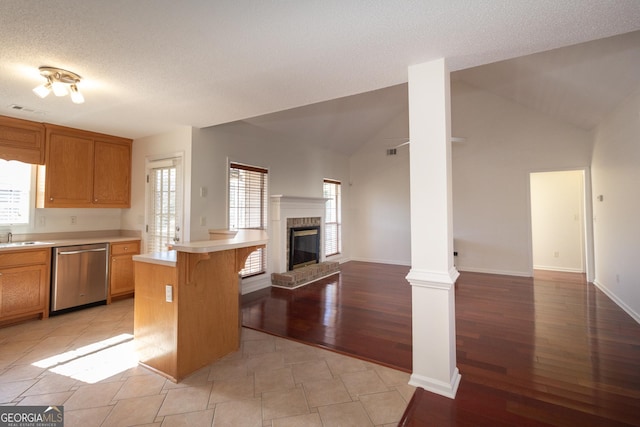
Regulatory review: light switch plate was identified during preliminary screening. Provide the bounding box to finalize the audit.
[165,285,173,302]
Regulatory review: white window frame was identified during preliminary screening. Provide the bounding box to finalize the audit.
[323,179,342,257]
[0,159,36,230]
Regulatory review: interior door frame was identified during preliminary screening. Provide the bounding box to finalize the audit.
[526,167,594,282]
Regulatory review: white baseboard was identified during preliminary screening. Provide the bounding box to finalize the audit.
[409,368,461,399]
[349,256,411,266]
[593,280,640,324]
[241,276,271,295]
[533,265,584,273]
[456,266,531,277]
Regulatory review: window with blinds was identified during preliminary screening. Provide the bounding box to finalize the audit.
[323,179,341,257]
[0,160,33,225]
[146,157,182,253]
[229,162,268,277]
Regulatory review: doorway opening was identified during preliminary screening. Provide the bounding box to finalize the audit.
[529,169,592,277]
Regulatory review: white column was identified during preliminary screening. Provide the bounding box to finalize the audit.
[406,59,461,398]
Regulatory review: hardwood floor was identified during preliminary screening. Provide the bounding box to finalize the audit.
[242,261,413,372]
[241,261,640,426]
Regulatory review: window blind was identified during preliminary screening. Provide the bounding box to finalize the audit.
[323,179,341,256]
[229,162,268,277]
[0,160,32,225]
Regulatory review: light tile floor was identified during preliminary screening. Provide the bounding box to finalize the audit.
[0,299,414,426]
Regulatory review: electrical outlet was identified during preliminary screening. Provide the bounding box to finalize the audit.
[70,216,77,225]
[200,216,206,226]
[553,251,559,258]
[39,216,46,226]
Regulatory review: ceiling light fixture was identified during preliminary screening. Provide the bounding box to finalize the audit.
[33,66,84,104]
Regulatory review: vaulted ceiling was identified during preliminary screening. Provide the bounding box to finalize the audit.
[1,1,639,151]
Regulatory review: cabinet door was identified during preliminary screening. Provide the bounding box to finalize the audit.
[93,139,131,207]
[45,131,94,207]
[110,255,135,297]
[0,264,48,319]
[0,115,45,164]
[110,241,139,297]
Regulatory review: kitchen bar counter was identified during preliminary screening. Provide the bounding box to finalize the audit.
[133,230,267,382]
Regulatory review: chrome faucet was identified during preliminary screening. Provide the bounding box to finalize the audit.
[7,232,12,243]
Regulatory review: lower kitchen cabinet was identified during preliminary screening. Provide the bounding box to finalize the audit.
[0,248,50,324]
[109,240,140,299]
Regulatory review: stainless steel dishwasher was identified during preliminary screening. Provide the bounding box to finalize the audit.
[51,243,109,314]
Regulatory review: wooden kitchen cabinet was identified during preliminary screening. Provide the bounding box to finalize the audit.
[0,115,45,164]
[109,240,140,300]
[37,124,132,208]
[0,248,50,324]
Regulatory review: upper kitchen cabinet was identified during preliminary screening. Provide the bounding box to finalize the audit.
[0,115,45,164]
[37,124,132,208]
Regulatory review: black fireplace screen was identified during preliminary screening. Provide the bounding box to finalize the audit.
[289,226,320,270]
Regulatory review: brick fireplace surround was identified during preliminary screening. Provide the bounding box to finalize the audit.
[269,195,339,289]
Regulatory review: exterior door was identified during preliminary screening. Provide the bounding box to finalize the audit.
[145,155,183,253]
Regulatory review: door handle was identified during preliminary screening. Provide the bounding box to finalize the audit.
[58,248,107,255]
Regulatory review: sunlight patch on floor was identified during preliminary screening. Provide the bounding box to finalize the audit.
[32,333,138,384]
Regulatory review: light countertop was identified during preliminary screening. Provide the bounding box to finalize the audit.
[0,236,140,252]
[133,229,268,267]
[133,250,177,267]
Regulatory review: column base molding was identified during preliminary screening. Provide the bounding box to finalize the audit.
[406,267,460,289]
[409,368,461,399]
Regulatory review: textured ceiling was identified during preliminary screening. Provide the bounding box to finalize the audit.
[1,1,639,142]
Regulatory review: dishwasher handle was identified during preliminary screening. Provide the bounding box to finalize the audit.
[58,247,107,255]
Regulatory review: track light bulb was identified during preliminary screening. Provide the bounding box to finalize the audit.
[70,84,84,104]
[51,81,68,96]
[33,77,53,98]
[33,82,52,98]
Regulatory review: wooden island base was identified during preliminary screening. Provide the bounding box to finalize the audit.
[133,234,265,382]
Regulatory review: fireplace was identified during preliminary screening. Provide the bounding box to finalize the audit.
[289,225,320,270]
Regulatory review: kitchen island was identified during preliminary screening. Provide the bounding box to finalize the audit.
[132,230,267,382]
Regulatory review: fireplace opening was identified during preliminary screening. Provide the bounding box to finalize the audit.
[289,226,320,270]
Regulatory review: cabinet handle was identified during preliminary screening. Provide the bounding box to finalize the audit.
[49,197,53,201]
[94,198,98,202]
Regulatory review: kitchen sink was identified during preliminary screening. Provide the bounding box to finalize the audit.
[0,241,53,248]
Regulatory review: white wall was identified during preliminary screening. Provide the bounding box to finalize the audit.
[347,81,594,273]
[591,89,640,322]
[451,81,593,276]
[530,170,585,272]
[34,208,122,234]
[349,109,411,265]
[191,121,351,292]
